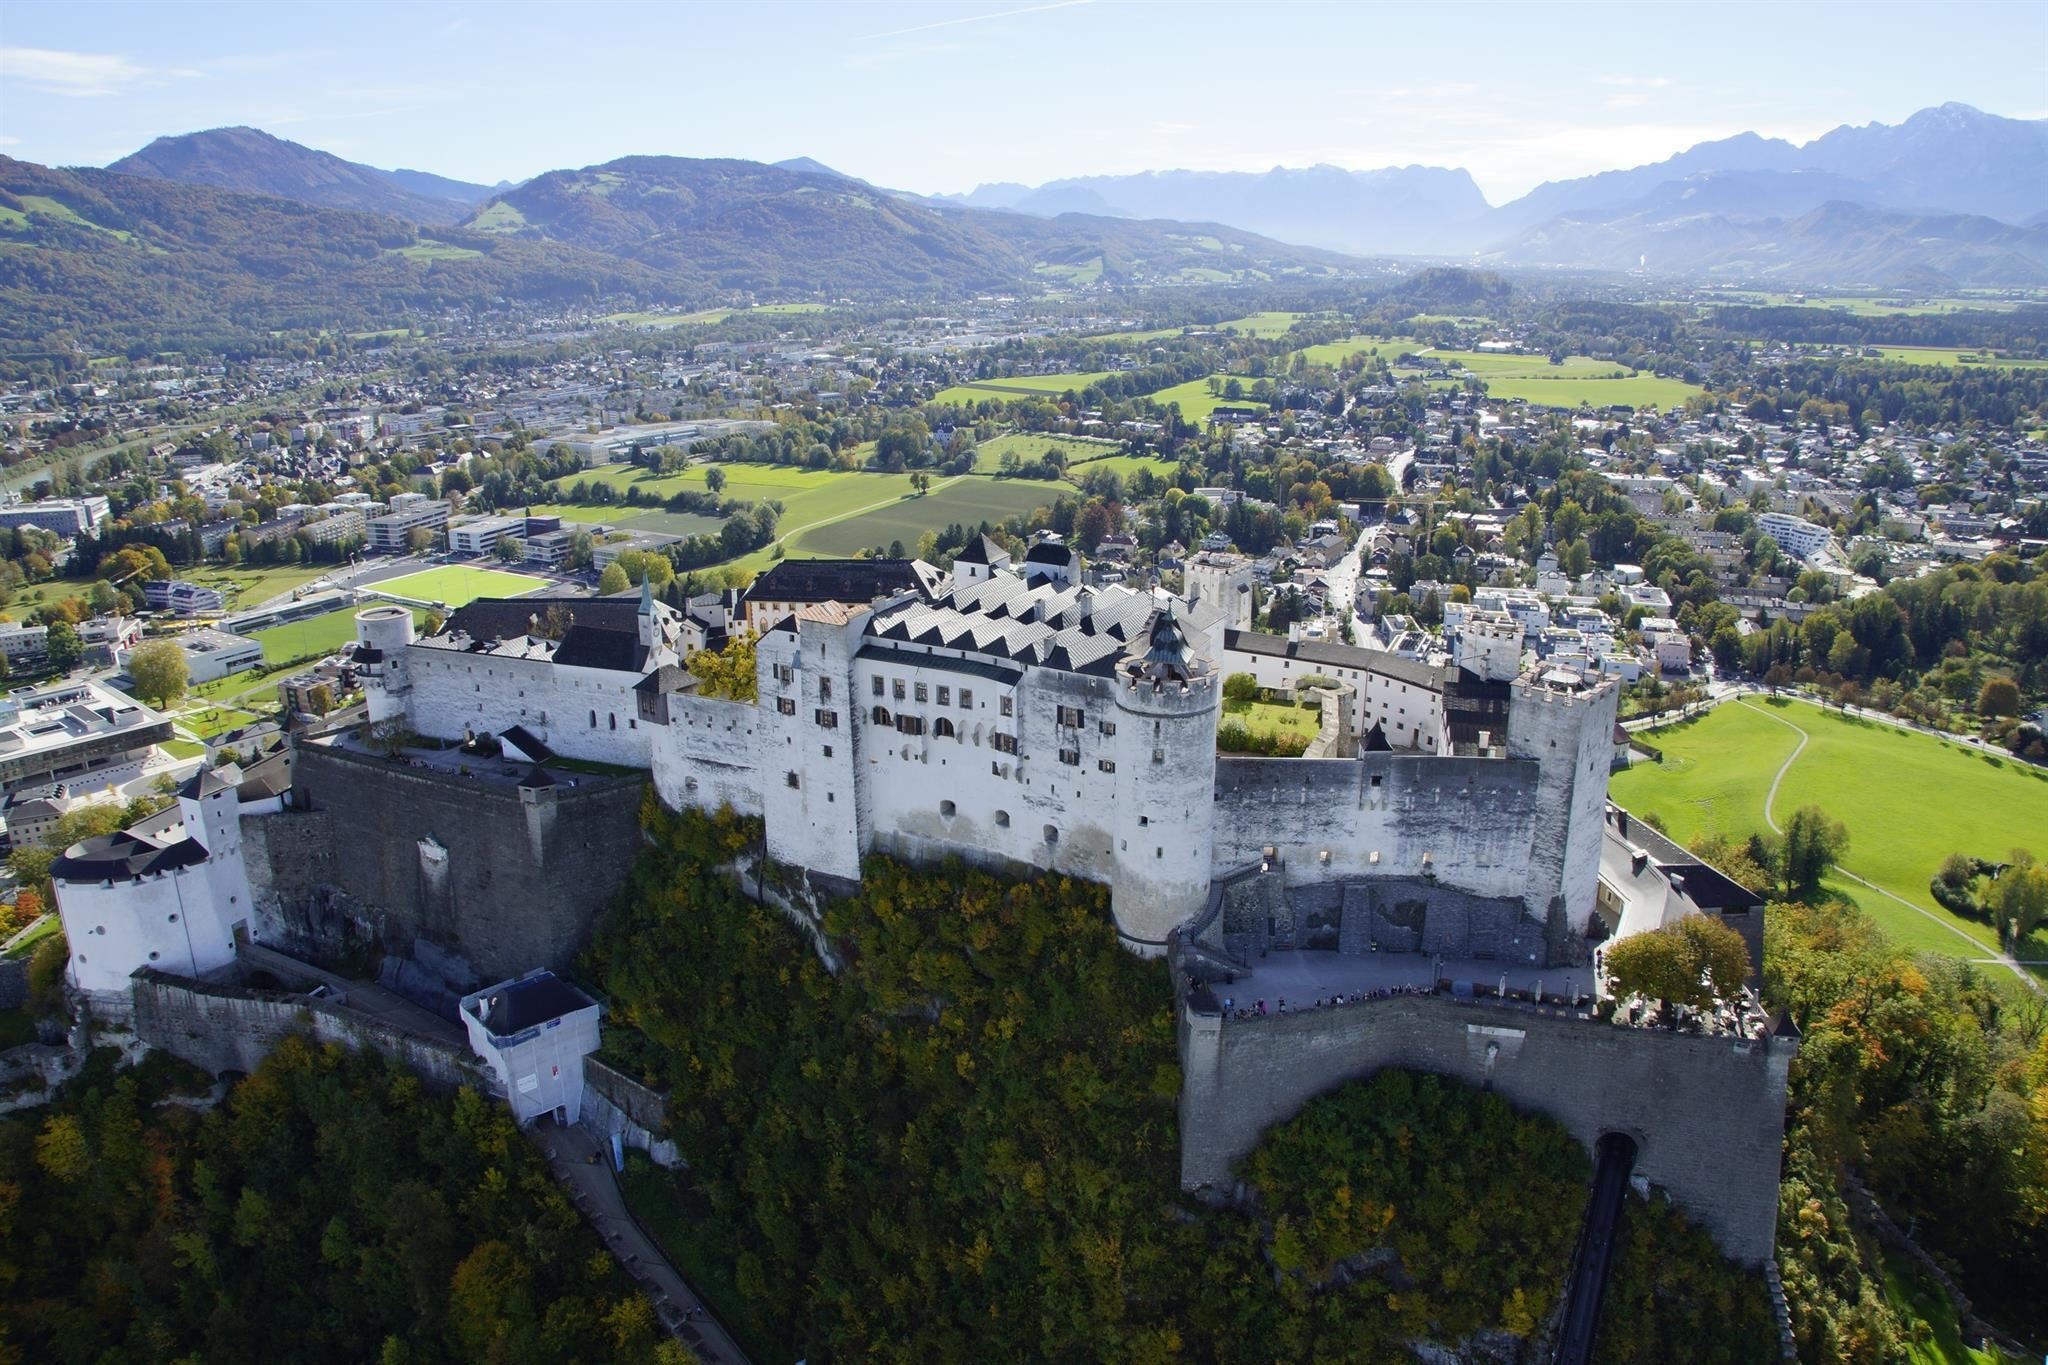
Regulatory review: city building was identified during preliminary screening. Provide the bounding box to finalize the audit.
[366,493,451,553]
[143,580,227,616]
[0,680,174,795]
[0,495,111,536]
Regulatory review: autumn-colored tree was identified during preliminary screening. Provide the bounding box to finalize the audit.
[1604,913,1751,1022]
[1977,676,2020,718]
[687,634,757,701]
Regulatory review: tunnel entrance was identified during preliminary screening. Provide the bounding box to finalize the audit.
[1553,1132,1640,1365]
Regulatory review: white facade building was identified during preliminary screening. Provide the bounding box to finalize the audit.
[460,970,602,1125]
[49,765,269,998]
[1756,512,1831,561]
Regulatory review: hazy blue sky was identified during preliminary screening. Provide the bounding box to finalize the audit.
[2,0,2042,202]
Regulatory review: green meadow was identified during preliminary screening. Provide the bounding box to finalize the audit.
[1146,376,1268,423]
[251,607,429,665]
[369,566,550,606]
[1401,348,1704,410]
[970,431,1123,473]
[1612,697,2048,974]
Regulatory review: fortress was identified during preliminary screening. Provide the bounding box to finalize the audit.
[47,543,1794,1270]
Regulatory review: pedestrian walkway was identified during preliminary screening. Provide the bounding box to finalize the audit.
[536,1122,751,1364]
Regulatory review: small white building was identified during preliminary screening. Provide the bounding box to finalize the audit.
[460,970,601,1124]
[49,764,263,999]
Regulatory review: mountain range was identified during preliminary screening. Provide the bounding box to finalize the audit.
[3,103,2046,358]
[937,104,2048,281]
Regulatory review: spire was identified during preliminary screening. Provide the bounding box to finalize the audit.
[1141,603,1195,680]
[638,576,654,614]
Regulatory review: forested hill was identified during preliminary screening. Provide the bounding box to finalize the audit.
[108,125,486,226]
[461,154,1358,292]
[0,147,1360,357]
[0,156,690,358]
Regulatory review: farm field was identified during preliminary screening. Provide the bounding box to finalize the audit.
[369,566,551,607]
[1288,334,1410,367]
[971,431,1122,473]
[931,372,1120,406]
[1872,346,2048,370]
[1146,376,1268,423]
[1611,697,2048,973]
[252,606,428,665]
[1401,348,1704,409]
[789,477,1062,557]
[1065,452,1185,483]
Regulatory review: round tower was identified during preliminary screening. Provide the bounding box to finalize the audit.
[354,604,416,724]
[1109,605,1219,956]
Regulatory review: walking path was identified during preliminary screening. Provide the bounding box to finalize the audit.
[1738,699,2041,993]
[537,1123,751,1364]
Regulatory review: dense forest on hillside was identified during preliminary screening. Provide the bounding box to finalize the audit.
[1768,900,2048,1358]
[583,803,1773,1363]
[0,1041,682,1364]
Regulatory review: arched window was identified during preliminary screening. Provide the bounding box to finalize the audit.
[940,800,956,818]
[994,809,1011,828]
[589,710,597,727]
[609,713,617,731]
[935,717,956,739]
[1043,824,1059,845]
[872,706,891,726]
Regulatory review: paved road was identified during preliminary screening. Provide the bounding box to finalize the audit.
[538,1124,751,1365]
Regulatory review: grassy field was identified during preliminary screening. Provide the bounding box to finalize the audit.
[971,431,1122,473]
[602,307,735,328]
[1400,348,1703,409]
[1221,698,1320,743]
[1065,452,1185,482]
[181,563,335,610]
[251,605,427,665]
[388,242,485,263]
[1146,376,1268,423]
[789,478,1062,557]
[177,704,260,740]
[369,566,551,607]
[1881,1246,2002,1365]
[1288,334,1410,367]
[932,372,1121,406]
[1611,697,2048,971]
[1872,345,2048,370]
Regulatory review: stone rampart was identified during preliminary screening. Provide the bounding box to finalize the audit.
[584,1056,681,1167]
[129,970,493,1093]
[245,744,647,994]
[1178,992,1791,1265]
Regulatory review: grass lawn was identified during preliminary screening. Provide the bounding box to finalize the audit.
[1288,334,1411,367]
[931,372,1121,406]
[1147,376,1268,423]
[181,563,334,610]
[602,307,735,327]
[1612,697,2048,971]
[4,915,59,960]
[971,431,1122,473]
[252,605,427,665]
[178,705,260,740]
[789,478,1062,557]
[387,242,484,262]
[159,738,207,760]
[1065,452,1185,483]
[1872,345,2048,371]
[1881,1246,2002,1365]
[1399,348,1704,410]
[369,566,551,607]
[1221,698,1321,742]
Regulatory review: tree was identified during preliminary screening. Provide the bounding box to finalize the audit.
[704,466,726,495]
[406,526,437,555]
[44,620,81,674]
[1977,676,2020,718]
[1604,914,1751,1023]
[687,634,757,702]
[599,563,631,595]
[127,638,190,708]
[493,535,522,563]
[1990,852,2048,945]
[1223,672,1259,705]
[1779,806,1849,899]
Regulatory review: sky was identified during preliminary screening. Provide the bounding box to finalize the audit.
[1,0,2043,204]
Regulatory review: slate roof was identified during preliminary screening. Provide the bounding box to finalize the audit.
[953,534,1008,567]
[747,558,939,607]
[864,575,1177,678]
[474,971,594,1035]
[430,595,671,676]
[52,827,210,882]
